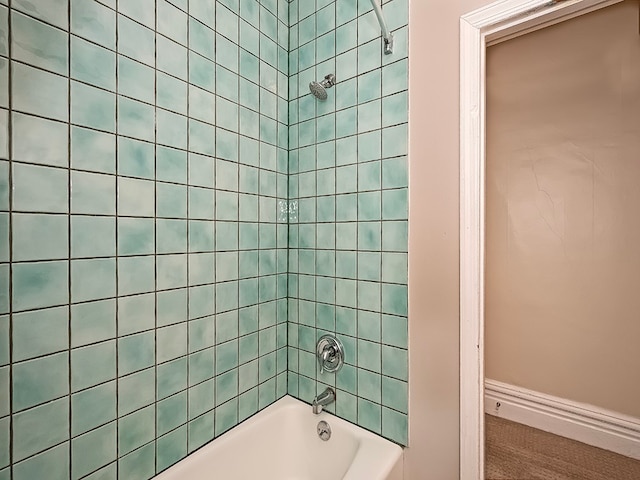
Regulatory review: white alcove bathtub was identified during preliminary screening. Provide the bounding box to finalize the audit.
[155,395,404,480]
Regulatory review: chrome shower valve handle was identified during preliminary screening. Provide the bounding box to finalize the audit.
[316,334,344,375]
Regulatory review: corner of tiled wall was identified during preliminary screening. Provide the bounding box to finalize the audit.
[0,0,409,478]
[286,0,409,446]
[0,0,290,478]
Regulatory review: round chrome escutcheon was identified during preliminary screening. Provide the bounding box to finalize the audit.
[317,420,331,441]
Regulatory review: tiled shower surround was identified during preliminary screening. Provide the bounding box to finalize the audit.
[0,0,407,478]
[286,0,408,445]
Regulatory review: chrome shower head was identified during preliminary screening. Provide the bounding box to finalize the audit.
[309,74,336,100]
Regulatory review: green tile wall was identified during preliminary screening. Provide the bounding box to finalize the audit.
[0,0,289,478]
[0,0,409,477]
[286,0,409,445]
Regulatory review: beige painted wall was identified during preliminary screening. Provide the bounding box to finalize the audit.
[485,1,640,418]
[407,0,489,478]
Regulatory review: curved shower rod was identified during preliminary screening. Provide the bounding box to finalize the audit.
[369,0,393,54]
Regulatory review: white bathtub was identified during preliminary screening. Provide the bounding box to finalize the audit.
[155,395,404,480]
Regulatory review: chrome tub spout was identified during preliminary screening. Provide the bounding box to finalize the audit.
[312,387,336,414]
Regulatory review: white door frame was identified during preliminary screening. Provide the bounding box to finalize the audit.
[459,0,623,478]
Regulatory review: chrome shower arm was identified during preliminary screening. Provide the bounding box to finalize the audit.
[369,0,393,54]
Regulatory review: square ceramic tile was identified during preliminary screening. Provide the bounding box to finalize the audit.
[187,375,214,418]
[71,170,116,215]
[13,162,68,213]
[188,119,215,156]
[71,423,117,478]
[118,55,155,105]
[118,96,155,142]
[157,35,187,79]
[117,293,155,336]
[71,299,116,347]
[118,367,155,416]
[71,258,117,302]
[13,0,68,30]
[118,137,155,179]
[186,342,214,385]
[188,220,214,252]
[11,442,69,480]
[13,352,69,411]
[71,340,116,391]
[118,331,154,375]
[157,391,187,436]
[0,316,7,366]
[71,80,116,132]
[156,425,187,472]
[156,254,188,290]
[157,219,187,254]
[157,72,187,115]
[117,14,154,66]
[71,0,116,49]
[118,442,155,480]
[71,35,116,91]
[381,406,407,444]
[12,112,67,170]
[71,215,116,258]
[381,375,407,413]
[118,0,155,29]
[157,357,187,400]
[191,54,220,98]
[157,323,187,363]
[12,306,69,362]
[157,109,188,150]
[157,146,187,184]
[12,261,69,311]
[11,10,68,75]
[71,126,116,174]
[118,177,155,217]
[12,213,68,261]
[118,217,155,256]
[191,0,216,24]
[157,183,188,219]
[0,161,7,210]
[158,0,187,45]
[12,397,69,462]
[118,405,155,456]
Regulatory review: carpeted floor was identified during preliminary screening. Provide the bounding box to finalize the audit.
[485,414,640,480]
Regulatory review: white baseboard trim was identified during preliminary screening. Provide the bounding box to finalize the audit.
[484,379,640,460]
